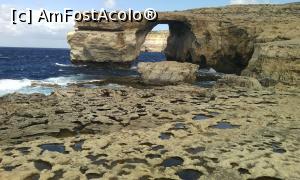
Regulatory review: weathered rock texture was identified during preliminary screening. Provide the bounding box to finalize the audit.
[215,74,262,90]
[0,83,299,179]
[68,3,300,83]
[242,39,300,86]
[141,31,169,52]
[138,61,199,85]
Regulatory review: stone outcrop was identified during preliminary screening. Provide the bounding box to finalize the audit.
[67,3,300,83]
[242,39,300,86]
[215,74,262,90]
[138,61,199,85]
[141,31,169,52]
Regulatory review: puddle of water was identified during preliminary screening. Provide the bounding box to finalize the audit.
[193,114,211,121]
[39,143,66,154]
[124,158,148,164]
[160,149,168,154]
[139,175,152,180]
[16,147,31,155]
[72,140,84,151]
[168,123,187,131]
[210,122,240,129]
[92,159,109,166]
[174,123,187,130]
[238,168,251,175]
[272,143,286,154]
[174,123,186,129]
[151,145,164,151]
[26,174,40,180]
[86,154,108,161]
[185,147,205,154]
[159,132,174,140]
[249,177,282,180]
[230,162,239,168]
[2,165,21,171]
[176,169,203,180]
[161,157,184,167]
[34,160,52,171]
[86,173,104,180]
[80,166,89,174]
[145,154,161,159]
[118,170,131,176]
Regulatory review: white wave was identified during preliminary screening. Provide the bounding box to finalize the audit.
[101,83,125,89]
[208,68,217,74]
[0,75,102,96]
[42,76,80,86]
[0,79,32,97]
[55,63,73,67]
[41,74,99,86]
[130,66,137,70]
[199,68,217,74]
[55,63,87,67]
[18,86,54,96]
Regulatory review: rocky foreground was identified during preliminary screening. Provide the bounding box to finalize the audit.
[0,80,299,179]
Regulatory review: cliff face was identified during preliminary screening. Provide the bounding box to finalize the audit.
[141,31,169,52]
[242,39,300,86]
[68,3,300,85]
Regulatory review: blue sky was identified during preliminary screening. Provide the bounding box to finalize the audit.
[0,0,298,48]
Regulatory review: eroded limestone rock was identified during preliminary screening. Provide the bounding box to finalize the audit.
[0,84,299,179]
[141,31,169,52]
[242,39,300,86]
[67,3,300,76]
[137,61,199,85]
[214,74,262,90]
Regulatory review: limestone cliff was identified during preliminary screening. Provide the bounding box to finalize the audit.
[68,3,300,85]
[141,31,169,52]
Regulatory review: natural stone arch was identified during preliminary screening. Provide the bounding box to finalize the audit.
[135,19,197,63]
[68,11,255,74]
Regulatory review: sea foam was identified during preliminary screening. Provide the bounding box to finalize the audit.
[0,79,32,96]
[55,63,87,67]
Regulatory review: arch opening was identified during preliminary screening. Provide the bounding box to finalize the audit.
[136,20,197,64]
[136,24,169,63]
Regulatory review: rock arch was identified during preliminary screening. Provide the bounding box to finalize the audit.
[136,19,197,62]
[67,11,254,74]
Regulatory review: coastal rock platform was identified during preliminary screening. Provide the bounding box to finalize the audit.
[0,83,299,179]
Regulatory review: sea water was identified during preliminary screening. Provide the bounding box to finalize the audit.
[0,47,167,96]
[0,47,219,96]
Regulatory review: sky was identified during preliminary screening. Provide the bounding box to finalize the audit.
[0,0,298,48]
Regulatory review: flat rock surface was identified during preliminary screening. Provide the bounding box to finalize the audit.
[0,83,299,179]
[138,61,199,85]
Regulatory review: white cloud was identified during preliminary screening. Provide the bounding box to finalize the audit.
[230,0,256,4]
[104,0,116,8]
[0,4,74,48]
[230,0,271,4]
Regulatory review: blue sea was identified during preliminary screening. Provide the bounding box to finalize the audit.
[0,47,218,96]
